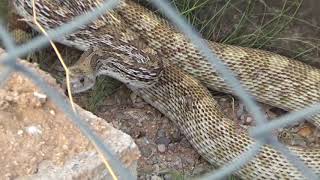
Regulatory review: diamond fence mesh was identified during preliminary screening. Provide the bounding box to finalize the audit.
[0,0,319,179]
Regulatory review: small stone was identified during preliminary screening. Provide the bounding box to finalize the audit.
[157,144,166,153]
[33,91,47,103]
[17,130,24,135]
[62,144,69,150]
[25,125,42,136]
[155,137,171,146]
[49,110,55,116]
[167,144,176,151]
[245,116,253,124]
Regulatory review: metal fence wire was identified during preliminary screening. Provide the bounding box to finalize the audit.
[0,0,319,179]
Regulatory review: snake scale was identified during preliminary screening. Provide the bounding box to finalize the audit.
[12,0,320,179]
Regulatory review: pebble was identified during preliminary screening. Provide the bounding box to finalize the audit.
[33,91,47,103]
[17,130,23,135]
[49,110,55,116]
[25,125,42,136]
[155,137,171,146]
[245,116,253,125]
[157,144,166,153]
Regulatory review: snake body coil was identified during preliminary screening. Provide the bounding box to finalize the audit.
[13,0,320,179]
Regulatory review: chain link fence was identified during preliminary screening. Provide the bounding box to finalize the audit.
[0,0,319,179]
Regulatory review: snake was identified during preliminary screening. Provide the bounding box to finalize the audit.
[12,0,320,179]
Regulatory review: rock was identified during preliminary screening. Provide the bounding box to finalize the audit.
[157,144,166,153]
[0,49,140,179]
[155,137,171,146]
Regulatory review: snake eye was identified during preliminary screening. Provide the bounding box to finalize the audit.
[79,77,85,84]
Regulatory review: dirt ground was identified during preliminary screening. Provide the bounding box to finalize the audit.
[1,0,320,179]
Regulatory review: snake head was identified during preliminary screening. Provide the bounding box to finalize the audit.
[65,48,97,94]
[66,68,96,94]
[65,45,163,93]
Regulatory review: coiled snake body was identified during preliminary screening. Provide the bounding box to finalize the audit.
[13,0,320,179]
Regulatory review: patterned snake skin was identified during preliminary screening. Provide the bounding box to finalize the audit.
[12,0,320,179]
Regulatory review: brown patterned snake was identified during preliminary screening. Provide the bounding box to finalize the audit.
[13,0,320,179]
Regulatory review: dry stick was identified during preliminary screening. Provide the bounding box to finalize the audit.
[31,0,118,179]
